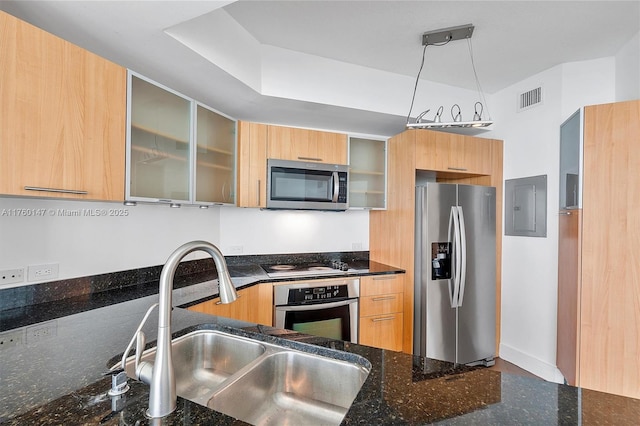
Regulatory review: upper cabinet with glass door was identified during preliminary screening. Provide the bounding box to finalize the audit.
[559,108,582,210]
[128,74,191,203]
[126,72,236,206]
[348,137,387,209]
[195,104,236,204]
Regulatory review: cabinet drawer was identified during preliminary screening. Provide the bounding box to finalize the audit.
[360,293,403,317]
[359,312,403,352]
[360,274,404,296]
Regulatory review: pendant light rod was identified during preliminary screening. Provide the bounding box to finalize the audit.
[422,24,474,46]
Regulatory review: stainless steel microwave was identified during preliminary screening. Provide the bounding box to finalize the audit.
[266,159,349,211]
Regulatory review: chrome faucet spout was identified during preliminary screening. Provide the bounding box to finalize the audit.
[146,240,238,418]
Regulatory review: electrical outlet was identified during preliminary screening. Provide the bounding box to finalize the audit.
[0,329,24,350]
[352,242,363,250]
[0,268,24,286]
[26,320,57,344]
[27,263,59,282]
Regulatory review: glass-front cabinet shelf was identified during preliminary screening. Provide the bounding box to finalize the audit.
[128,75,191,202]
[195,104,236,204]
[126,72,236,206]
[348,136,387,209]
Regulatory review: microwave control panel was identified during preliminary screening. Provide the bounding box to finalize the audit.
[338,174,348,203]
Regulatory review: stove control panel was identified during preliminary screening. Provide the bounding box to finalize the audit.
[288,285,349,304]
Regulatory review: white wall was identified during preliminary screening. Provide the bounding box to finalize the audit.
[0,197,369,288]
[486,56,617,382]
[615,31,640,101]
[0,197,220,286]
[219,207,369,255]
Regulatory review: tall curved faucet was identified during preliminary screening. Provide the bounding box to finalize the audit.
[141,240,238,418]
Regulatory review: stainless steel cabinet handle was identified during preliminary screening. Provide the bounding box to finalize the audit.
[297,156,323,162]
[371,316,396,322]
[559,211,572,215]
[24,186,88,195]
[447,167,468,171]
[256,180,261,205]
[372,296,396,302]
[373,276,395,281]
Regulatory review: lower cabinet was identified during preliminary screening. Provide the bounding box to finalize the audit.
[359,274,404,351]
[187,283,273,326]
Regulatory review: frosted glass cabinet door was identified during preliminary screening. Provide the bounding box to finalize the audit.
[559,109,582,209]
[129,75,191,201]
[195,105,236,204]
[348,137,386,209]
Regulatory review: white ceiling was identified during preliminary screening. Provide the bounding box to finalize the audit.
[1,1,639,136]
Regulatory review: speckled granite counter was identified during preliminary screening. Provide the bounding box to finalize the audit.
[2,302,639,425]
[1,256,639,425]
[0,252,403,332]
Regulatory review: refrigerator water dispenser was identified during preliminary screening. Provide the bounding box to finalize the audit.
[431,242,451,280]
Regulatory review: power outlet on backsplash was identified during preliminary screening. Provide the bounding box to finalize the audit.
[0,329,24,350]
[28,263,59,282]
[0,268,25,286]
[26,320,58,344]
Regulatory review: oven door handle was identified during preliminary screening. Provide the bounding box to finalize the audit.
[275,299,356,311]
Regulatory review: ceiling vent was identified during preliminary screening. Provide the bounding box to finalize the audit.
[518,86,543,112]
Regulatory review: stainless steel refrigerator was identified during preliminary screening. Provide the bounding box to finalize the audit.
[414,183,496,366]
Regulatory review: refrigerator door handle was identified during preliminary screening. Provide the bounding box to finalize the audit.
[457,206,467,307]
[449,206,462,309]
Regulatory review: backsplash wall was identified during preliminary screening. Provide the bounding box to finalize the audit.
[0,197,369,288]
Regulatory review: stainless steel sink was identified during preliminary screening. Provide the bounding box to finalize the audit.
[122,327,370,425]
[124,330,266,406]
[209,350,369,426]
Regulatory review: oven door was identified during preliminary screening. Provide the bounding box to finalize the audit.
[274,298,358,343]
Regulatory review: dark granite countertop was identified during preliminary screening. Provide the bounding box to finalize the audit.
[1,255,639,424]
[0,254,404,332]
[2,301,639,425]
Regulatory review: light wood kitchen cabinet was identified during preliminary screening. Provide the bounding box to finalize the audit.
[236,121,268,207]
[369,128,503,355]
[556,208,581,387]
[415,131,494,176]
[556,100,640,399]
[0,11,126,201]
[348,136,387,209]
[187,283,273,326]
[359,275,404,351]
[267,125,347,165]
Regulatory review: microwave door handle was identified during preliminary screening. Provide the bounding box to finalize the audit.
[332,171,339,203]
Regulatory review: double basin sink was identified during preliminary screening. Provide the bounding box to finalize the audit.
[123,326,371,425]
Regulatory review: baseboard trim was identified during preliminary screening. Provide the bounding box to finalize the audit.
[499,343,565,383]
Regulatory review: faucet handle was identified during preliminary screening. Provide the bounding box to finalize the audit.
[135,331,146,370]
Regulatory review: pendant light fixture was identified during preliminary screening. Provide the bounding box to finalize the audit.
[405,24,493,129]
